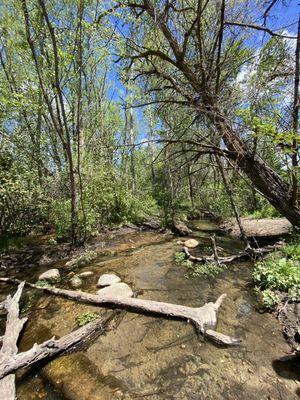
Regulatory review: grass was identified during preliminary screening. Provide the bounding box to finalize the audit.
[175,251,226,279]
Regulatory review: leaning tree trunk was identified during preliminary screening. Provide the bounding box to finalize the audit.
[212,108,300,226]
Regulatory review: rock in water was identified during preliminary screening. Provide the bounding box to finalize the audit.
[97,273,121,287]
[70,276,83,288]
[78,271,94,278]
[172,220,192,236]
[183,239,199,248]
[97,282,133,298]
[39,268,61,282]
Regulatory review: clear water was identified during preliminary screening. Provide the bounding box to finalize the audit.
[0,222,298,399]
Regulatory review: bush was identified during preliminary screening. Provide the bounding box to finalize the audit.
[246,204,280,219]
[253,257,300,292]
[175,251,226,278]
[255,288,279,310]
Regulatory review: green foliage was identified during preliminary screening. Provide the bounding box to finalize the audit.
[255,287,279,310]
[253,257,300,293]
[35,280,52,288]
[175,251,226,278]
[281,243,300,260]
[0,150,50,236]
[47,238,57,246]
[246,204,280,219]
[253,233,300,309]
[76,311,99,327]
[174,251,186,263]
[187,262,226,279]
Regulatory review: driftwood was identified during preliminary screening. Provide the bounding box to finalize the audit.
[183,241,284,264]
[0,311,114,381]
[0,282,27,400]
[0,278,241,346]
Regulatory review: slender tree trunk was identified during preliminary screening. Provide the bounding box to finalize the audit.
[75,0,87,242]
[291,14,300,207]
[216,156,250,247]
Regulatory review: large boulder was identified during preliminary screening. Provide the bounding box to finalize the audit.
[97,282,133,298]
[39,268,60,282]
[97,273,121,287]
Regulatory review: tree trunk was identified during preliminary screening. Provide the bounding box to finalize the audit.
[212,109,300,226]
[216,156,250,248]
[0,282,27,400]
[291,14,300,207]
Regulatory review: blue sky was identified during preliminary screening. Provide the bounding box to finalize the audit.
[105,0,300,144]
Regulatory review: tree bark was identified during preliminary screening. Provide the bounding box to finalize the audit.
[291,14,300,207]
[0,282,27,400]
[0,313,114,382]
[216,156,250,248]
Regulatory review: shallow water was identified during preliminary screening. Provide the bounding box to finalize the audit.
[1,221,299,399]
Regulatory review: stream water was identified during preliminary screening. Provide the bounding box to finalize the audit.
[0,221,299,399]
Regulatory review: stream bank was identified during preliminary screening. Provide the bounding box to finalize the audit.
[0,220,299,399]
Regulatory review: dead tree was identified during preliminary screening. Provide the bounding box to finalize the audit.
[0,278,241,347]
[0,282,27,399]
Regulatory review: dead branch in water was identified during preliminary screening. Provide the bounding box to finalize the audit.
[0,310,114,382]
[182,241,284,264]
[0,277,241,348]
[0,282,27,400]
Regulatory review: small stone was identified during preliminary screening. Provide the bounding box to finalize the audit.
[78,271,94,278]
[181,344,186,349]
[97,273,121,287]
[70,276,83,288]
[39,268,60,282]
[97,282,133,298]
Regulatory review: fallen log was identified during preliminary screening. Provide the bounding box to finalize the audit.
[0,282,27,400]
[0,312,115,381]
[182,241,284,264]
[0,277,241,346]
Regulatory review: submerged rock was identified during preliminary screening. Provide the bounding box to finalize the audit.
[97,273,121,287]
[39,268,60,282]
[70,276,83,288]
[78,271,94,278]
[97,282,133,298]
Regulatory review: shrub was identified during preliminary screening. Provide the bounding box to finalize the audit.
[253,257,300,293]
[255,288,279,310]
[175,251,226,278]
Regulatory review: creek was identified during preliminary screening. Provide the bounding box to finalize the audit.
[0,221,299,399]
